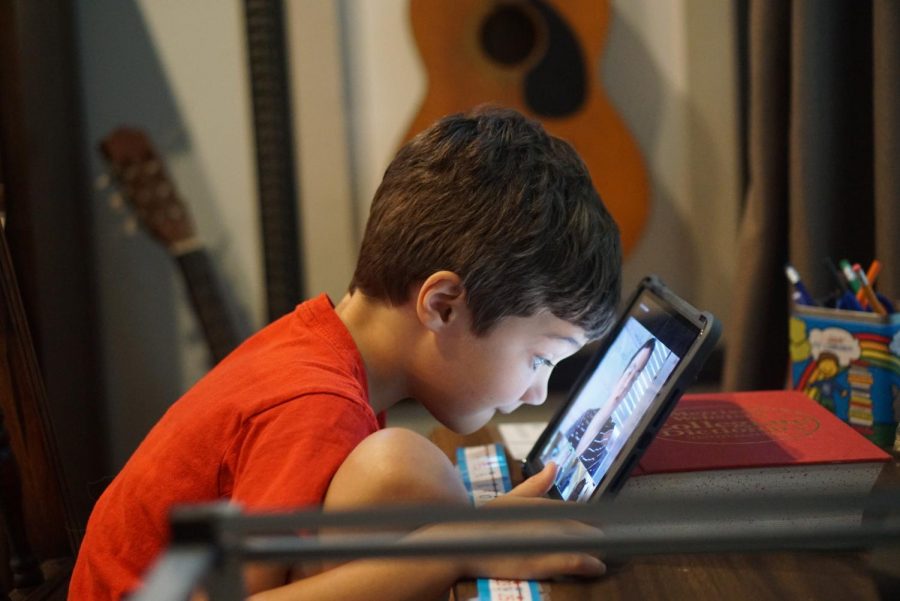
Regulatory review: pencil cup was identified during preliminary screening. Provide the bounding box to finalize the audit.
[790,304,900,449]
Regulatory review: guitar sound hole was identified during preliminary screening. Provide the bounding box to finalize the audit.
[480,5,537,67]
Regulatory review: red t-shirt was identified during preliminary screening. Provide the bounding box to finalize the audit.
[69,294,382,600]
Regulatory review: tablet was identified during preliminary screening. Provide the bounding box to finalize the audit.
[523,275,721,502]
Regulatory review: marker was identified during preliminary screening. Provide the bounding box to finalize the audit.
[856,260,882,305]
[785,264,816,306]
[824,258,863,311]
[853,264,887,316]
[839,260,861,294]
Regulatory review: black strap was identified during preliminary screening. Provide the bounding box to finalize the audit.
[244,0,304,322]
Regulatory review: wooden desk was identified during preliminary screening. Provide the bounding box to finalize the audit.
[431,425,900,600]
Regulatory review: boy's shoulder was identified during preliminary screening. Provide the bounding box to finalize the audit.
[241,294,358,369]
[179,294,373,419]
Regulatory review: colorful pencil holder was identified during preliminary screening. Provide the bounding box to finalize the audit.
[790,304,900,448]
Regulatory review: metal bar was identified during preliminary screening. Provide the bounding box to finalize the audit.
[236,518,900,562]
[209,488,900,534]
[134,490,900,600]
[204,554,246,601]
[130,547,217,601]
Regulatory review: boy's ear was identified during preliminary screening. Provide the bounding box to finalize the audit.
[415,271,469,332]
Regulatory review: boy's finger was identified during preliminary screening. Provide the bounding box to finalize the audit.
[538,553,606,579]
[507,462,557,498]
[488,553,606,581]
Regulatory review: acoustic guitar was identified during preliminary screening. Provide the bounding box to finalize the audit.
[404,0,649,255]
[99,128,241,365]
[0,225,71,590]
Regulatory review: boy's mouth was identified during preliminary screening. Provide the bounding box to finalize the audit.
[497,403,521,415]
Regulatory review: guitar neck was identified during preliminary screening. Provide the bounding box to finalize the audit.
[98,126,244,365]
[175,248,241,364]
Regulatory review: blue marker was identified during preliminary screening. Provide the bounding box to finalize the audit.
[785,264,816,306]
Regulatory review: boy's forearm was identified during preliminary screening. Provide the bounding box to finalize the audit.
[247,555,462,601]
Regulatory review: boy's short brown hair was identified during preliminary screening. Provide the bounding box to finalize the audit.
[350,106,622,339]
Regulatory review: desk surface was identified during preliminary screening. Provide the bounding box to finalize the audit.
[430,425,900,601]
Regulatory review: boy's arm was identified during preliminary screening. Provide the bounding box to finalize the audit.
[243,465,605,601]
[246,552,460,601]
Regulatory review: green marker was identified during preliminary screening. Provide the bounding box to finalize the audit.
[839,259,861,293]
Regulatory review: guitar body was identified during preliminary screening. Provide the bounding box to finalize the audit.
[405,0,649,255]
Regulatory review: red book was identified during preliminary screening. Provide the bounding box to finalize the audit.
[618,391,891,528]
[635,390,890,475]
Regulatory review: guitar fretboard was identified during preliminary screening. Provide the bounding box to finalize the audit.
[176,249,240,364]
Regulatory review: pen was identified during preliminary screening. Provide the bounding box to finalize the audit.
[856,260,882,305]
[824,258,863,311]
[853,264,888,316]
[785,264,816,306]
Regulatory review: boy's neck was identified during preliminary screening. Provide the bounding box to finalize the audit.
[334,291,415,414]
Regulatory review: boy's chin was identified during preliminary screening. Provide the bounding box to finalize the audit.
[440,410,494,435]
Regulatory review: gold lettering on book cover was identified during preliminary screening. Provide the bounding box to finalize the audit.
[658,405,820,444]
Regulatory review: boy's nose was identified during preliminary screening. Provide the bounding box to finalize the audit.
[520,379,549,406]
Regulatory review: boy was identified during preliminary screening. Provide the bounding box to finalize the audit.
[70,106,622,600]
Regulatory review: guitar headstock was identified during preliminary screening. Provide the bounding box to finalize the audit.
[99,127,196,250]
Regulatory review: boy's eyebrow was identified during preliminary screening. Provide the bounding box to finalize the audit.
[544,334,584,347]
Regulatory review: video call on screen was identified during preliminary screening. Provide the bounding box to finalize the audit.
[538,291,699,501]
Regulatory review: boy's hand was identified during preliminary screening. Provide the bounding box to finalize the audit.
[458,463,606,581]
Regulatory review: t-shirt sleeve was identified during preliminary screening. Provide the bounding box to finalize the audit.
[225,394,378,511]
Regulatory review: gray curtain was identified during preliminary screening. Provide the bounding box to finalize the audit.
[723,0,900,391]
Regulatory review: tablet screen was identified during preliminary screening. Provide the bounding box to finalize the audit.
[534,288,702,502]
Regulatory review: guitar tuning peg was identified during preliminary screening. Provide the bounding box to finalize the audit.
[144,160,162,176]
[155,182,173,199]
[108,192,124,210]
[94,173,111,191]
[123,216,139,236]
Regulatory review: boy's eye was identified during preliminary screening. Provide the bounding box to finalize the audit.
[531,356,556,371]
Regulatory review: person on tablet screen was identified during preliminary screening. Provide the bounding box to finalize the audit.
[566,338,656,476]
